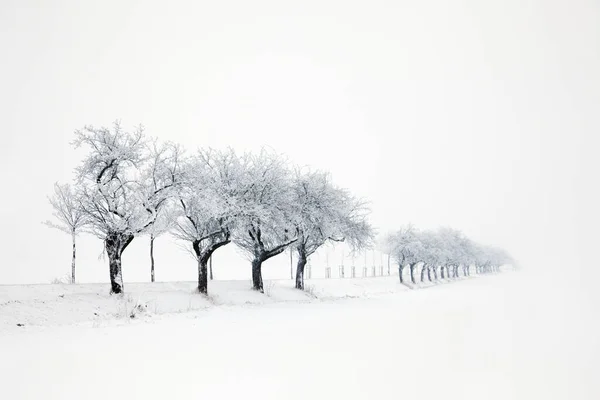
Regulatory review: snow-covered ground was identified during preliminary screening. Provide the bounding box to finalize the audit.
[0,277,410,331]
[1,272,598,399]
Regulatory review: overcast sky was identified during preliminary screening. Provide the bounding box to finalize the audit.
[1,0,598,291]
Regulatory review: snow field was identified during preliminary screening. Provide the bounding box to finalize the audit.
[1,272,598,400]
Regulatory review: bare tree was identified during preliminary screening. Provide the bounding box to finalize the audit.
[143,140,182,283]
[43,183,89,284]
[172,148,245,294]
[292,170,373,290]
[146,206,174,283]
[73,122,182,293]
[232,149,298,293]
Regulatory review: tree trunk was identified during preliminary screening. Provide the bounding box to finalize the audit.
[150,235,155,283]
[420,264,427,282]
[252,258,264,292]
[249,238,294,292]
[71,233,76,284]
[295,251,307,290]
[454,265,459,278]
[209,255,214,280]
[410,263,417,284]
[432,265,438,280]
[105,232,134,294]
[441,265,446,279]
[197,256,209,294]
[398,263,404,283]
[427,265,432,281]
[192,238,230,293]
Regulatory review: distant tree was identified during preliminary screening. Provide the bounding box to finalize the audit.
[418,230,443,283]
[145,206,174,283]
[383,225,421,284]
[386,224,514,286]
[457,236,478,277]
[172,148,246,294]
[232,149,298,293]
[476,245,513,274]
[489,247,515,272]
[43,183,89,284]
[437,227,467,279]
[292,170,373,290]
[74,122,182,293]
[143,140,182,283]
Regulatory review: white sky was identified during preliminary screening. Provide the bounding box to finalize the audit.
[1,1,598,290]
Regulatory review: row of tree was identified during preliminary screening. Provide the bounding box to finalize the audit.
[382,225,514,284]
[45,122,373,294]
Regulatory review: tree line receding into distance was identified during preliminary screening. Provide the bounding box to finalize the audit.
[44,121,514,295]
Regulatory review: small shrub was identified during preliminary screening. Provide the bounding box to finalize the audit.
[263,281,275,297]
[129,303,147,319]
[304,285,317,298]
[50,274,71,285]
[114,294,149,319]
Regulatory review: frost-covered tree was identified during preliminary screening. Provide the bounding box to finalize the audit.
[385,224,514,286]
[436,227,467,279]
[292,170,373,290]
[43,183,89,284]
[172,148,247,294]
[232,149,298,293]
[474,245,513,274]
[73,122,182,293]
[383,225,421,284]
[419,230,444,282]
[488,247,514,272]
